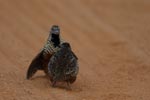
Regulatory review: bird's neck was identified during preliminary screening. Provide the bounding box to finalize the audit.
[51,34,60,47]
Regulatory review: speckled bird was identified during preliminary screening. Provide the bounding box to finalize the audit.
[48,42,79,88]
[26,25,64,79]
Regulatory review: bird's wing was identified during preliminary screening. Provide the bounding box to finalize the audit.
[26,50,44,79]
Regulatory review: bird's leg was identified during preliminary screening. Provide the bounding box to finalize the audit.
[66,82,72,90]
[52,81,57,87]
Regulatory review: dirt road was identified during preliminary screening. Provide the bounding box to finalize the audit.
[0,0,150,100]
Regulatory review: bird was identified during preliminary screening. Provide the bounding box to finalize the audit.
[26,25,64,79]
[48,42,79,89]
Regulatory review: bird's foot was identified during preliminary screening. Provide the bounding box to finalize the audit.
[66,82,72,90]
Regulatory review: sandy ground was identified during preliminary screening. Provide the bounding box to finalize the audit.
[0,0,150,100]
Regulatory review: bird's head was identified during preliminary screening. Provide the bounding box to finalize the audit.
[49,25,61,47]
[50,25,60,36]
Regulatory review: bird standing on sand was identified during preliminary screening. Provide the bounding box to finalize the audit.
[26,25,64,79]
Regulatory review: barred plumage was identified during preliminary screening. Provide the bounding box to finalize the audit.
[42,40,62,58]
[48,42,79,88]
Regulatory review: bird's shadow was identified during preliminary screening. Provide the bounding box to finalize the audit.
[29,75,49,80]
[27,75,82,91]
